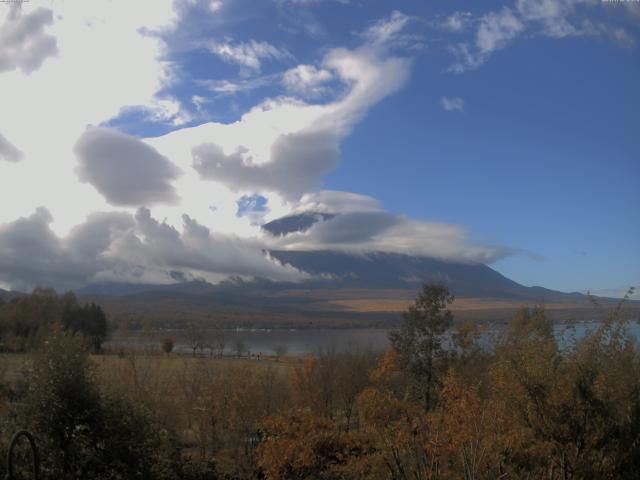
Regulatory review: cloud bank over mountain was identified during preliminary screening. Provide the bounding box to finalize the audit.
[0,0,635,291]
[0,207,307,291]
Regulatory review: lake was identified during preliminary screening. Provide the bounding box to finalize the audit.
[106,320,640,357]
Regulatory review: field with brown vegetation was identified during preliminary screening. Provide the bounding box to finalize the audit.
[2,285,639,479]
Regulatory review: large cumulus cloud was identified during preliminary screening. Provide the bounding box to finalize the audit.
[0,7,537,291]
[0,208,91,291]
[74,127,183,207]
[168,46,411,202]
[192,129,340,201]
[0,0,179,233]
[266,191,515,264]
[0,208,308,291]
[0,6,58,74]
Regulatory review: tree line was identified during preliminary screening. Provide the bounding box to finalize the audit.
[0,283,638,479]
[0,287,108,352]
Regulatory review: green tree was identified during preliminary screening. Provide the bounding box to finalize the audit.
[60,292,108,353]
[23,331,161,479]
[389,283,454,410]
[2,289,108,353]
[81,302,108,353]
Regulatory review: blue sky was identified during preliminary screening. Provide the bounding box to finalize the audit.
[0,0,638,295]
[329,21,640,293]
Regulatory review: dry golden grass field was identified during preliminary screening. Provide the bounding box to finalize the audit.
[326,296,600,313]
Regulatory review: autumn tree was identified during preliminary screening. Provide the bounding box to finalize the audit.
[353,387,433,479]
[161,337,175,354]
[291,349,377,428]
[429,369,502,480]
[2,287,59,349]
[488,303,640,479]
[389,283,454,410]
[451,320,491,385]
[258,410,358,480]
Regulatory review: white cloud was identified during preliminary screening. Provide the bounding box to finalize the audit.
[274,0,350,4]
[440,12,472,32]
[363,10,412,45]
[448,0,634,72]
[192,95,208,111]
[145,98,193,126]
[200,65,332,98]
[0,207,86,291]
[164,46,411,202]
[0,6,525,290]
[0,5,58,74]
[205,39,291,72]
[477,8,525,56]
[515,0,586,38]
[201,0,224,12]
[448,8,525,72]
[360,10,426,51]
[265,191,513,264]
[180,0,224,12]
[199,73,279,95]
[0,0,178,234]
[74,127,183,207]
[295,190,382,214]
[441,96,464,112]
[282,64,332,97]
[192,129,341,201]
[0,206,308,291]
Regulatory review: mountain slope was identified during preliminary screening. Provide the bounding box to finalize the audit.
[77,208,585,303]
[268,250,581,302]
[259,211,584,301]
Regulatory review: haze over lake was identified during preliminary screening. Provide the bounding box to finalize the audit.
[108,321,640,357]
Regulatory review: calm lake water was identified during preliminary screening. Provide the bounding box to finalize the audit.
[106,321,640,357]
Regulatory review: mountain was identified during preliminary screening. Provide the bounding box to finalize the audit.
[76,281,217,297]
[75,211,581,302]
[0,288,24,302]
[11,212,625,329]
[260,212,582,302]
[77,250,578,303]
[268,250,583,302]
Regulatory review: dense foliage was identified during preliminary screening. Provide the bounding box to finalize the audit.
[0,284,638,479]
[0,288,108,352]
